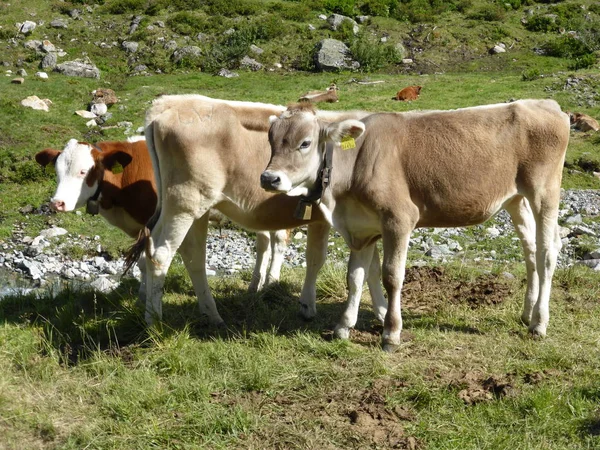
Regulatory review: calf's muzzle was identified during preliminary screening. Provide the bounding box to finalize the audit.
[260,171,282,191]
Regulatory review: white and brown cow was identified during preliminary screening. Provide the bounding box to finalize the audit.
[35,137,291,324]
[262,100,570,351]
[129,95,385,325]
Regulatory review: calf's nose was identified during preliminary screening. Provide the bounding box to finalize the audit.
[51,200,66,211]
[260,172,281,191]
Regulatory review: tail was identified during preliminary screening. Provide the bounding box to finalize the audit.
[123,117,163,275]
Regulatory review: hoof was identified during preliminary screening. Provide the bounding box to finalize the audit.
[528,324,547,338]
[382,342,400,353]
[299,302,316,320]
[334,326,350,340]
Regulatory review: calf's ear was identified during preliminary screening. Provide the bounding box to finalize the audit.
[325,119,365,143]
[101,150,133,174]
[35,149,61,167]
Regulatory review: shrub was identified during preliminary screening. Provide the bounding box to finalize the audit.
[568,53,597,70]
[467,4,506,21]
[323,0,356,16]
[350,32,402,71]
[105,0,146,14]
[166,11,209,36]
[521,68,540,81]
[360,0,394,17]
[204,0,260,17]
[524,15,560,33]
[543,36,590,58]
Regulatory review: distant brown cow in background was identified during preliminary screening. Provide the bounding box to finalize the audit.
[393,85,422,101]
[299,83,339,103]
[569,112,599,132]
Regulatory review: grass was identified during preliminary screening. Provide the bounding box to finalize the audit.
[0,262,599,448]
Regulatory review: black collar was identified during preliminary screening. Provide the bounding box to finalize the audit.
[294,141,334,220]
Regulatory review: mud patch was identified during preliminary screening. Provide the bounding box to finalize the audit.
[401,267,515,313]
[447,371,515,405]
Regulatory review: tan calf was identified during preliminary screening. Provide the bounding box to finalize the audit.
[262,100,570,350]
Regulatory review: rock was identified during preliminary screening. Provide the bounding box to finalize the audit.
[218,68,239,78]
[395,43,407,59]
[21,95,51,112]
[50,18,68,29]
[559,226,571,238]
[40,227,68,238]
[19,260,44,280]
[578,259,600,270]
[41,40,56,53]
[308,24,316,31]
[250,44,264,55]
[19,21,37,34]
[24,39,42,51]
[122,41,139,53]
[11,77,24,84]
[426,244,452,259]
[92,88,118,105]
[570,225,596,237]
[486,227,501,238]
[156,21,165,28]
[90,103,107,116]
[356,15,370,24]
[90,276,118,293]
[55,59,100,78]
[172,46,202,64]
[584,249,600,260]
[327,14,359,34]
[164,40,178,51]
[132,64,148,73]
[402,58,414,65]
[75,110,97,118]
[318,14,328,20]
[35,71,48,79]
[490,45,506,54]
[565,214,583,224]
[69,9,81,19]
[41,52,57,69]
[17,68,27,76]
[240,55,263,71]
[86,119,97,127]
[314,39,360,72]
[293,232,304,240]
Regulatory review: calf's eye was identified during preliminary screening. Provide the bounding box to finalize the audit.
[299,140,311,150]
[79,169,87,176]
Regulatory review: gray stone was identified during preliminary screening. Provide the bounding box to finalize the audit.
[218,68,239,78]
[35,71,48,79]
[90,102,107,115]
[156,21,165,28]
[11,77,24,84]
[55,59,100,78]
[50,18,68,29]
[327,14,359,34]
[308,24,316,31]
[69,9,81,19]
[172,46,201,64]
[90,276,118,293]
[570,225,596,236]
[20,260,44,280]
[164,40,178,51]
[24,40,42,51]
[19,21,37,34]
[132,64,148,73]
[240,55,263,71]
[41,40,56,53]
[356,15,370,24]
[41,52,57,69]
[486,227,501,238]
[426,244,452,259]
[490,45,506,54]
[250,44,264,55]
[314,39,359,72]
[17,68,27,76]
[76,110,96,118]
[565,214,583,224]
[122,41,139,53]
[40,227,68,239]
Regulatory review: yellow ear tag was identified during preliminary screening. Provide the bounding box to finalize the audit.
[111,162,124,174]
[340,137,356,151]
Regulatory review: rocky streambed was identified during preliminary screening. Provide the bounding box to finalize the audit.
[1,190,599,299]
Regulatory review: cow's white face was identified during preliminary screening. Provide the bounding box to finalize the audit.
[44,139,101,212]
[261,108,365,196]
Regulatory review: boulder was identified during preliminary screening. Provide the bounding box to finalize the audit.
[250,44,264,55]
[314,39,360,72]
[218,68,239,78]
[172,46,202,64]
[41,40,56,53]
[75,110,97,119]
[19,21,37,34]
[55,59,100,78]
[24,40,42,51]
[240,55,263,71]
[35,71,48,79]
[122,41,139,53]
[50,19,68,29]
[327,14,359,34]
[11,78,24,84]
[41,52,57,69]
[92,88,118,105]
[90,102,107,115]
[21,95,51,112]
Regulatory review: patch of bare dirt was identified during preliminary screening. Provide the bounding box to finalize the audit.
[445,371,516,405]
[401,266,515,313]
